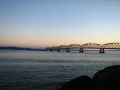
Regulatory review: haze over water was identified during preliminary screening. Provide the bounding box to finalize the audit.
[0,0,120,90]
[0,50,120,90]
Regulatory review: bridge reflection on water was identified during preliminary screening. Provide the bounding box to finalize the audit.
[46,42,120,53]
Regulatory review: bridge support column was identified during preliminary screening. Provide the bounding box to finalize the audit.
[50,49,53,52]
[57,48,60,52]
[66,48,70,52]
[99,48,105,53]
[79,48,84,53]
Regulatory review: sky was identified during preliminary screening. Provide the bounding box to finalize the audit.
[0,0,120,48]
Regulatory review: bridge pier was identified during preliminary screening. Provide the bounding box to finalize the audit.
[79,48,84,53]
[99,48,105,53]
[50,49,53,52]
[66,48,70,52]
[57,48,60,52]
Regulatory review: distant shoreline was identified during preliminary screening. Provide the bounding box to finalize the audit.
[0,47,47,51]
[0,47,120,52]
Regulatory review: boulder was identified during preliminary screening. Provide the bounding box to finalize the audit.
[60,65,120,90]
[93,65,120,90]
[60,76,94,90]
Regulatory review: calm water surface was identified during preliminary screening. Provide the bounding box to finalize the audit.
[0,50,120,90]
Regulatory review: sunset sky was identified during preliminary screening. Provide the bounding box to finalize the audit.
[0,0,120,47]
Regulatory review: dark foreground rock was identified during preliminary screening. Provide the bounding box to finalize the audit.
[60,76,94,90]
[93,65,120,90]
[60,65,120,90]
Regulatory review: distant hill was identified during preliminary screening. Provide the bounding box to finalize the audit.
[0,46,46,51]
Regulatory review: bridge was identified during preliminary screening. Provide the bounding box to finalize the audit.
[46,42,120,53]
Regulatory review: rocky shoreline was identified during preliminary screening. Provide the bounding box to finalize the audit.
[60,65,120,90]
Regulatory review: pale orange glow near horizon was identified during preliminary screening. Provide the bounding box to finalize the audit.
[0,35,120,48]
[0,0,120,48]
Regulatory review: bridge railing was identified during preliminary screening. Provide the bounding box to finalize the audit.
[46,42,120,50]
